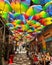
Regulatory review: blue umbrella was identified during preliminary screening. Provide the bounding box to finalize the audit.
[32,0,50,5]
[46,5,52,16]
[33,5,42,12]
[9,24,14,27]
[8,18,14,22]
[21,0,31,6]
[4,0,10,4]
[9,12,15,19]
[16,14,26,24]
[31,5,42,13]
[6,23,14,27]
[30,27,35,30]
[43,2,52,16]
[28,16,33,20]
[40,0,50,5]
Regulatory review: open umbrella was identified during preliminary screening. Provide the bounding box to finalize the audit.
[32,0,50,5]
[43,1,52,16]
[4,0,10,4]
[2,12,8,20]
[32,0,39,4]
[27,20,36,25]
[6,23,14,27]
[32,11,49,20]
[0,1,12,12]
[22,23,30,31]
[26,5,42,16]
[16,14,26,23]
[21,0,31,6]
[14,12,20,18]
[11,2,28,13]
[39,17,52,26]
[15,20,22,24]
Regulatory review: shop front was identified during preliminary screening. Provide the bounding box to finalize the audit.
[45,37,52,55]
[37,24,52,55]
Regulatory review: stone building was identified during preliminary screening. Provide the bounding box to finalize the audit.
[0,16,12,43]
[28,24,52,55]
[37,24,52,55]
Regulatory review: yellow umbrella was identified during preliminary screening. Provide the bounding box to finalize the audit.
[45,17,52,25]
[0,1,12,12]
[11,2,28,14]
[26,7,37,16]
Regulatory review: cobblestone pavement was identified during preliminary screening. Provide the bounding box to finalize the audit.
[8,53,31,65]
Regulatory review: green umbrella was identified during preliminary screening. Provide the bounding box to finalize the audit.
[15,20,21,24]
[32,0,39,4]
[2,12,8,20]
[14,13,20,18]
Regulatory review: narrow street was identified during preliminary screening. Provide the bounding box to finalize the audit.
[8,53,31,65]
[0,0,52,65]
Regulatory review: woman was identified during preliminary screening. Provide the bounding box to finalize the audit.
[32,53,39,65]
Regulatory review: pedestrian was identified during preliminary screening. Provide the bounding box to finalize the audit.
[32,53,39,65]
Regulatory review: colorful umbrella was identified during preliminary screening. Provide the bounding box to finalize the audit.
[43,1,52,16]
[0,1,12,12]
[22,23,30,31]
[27,29,34,33]
[15,20,22,24]
[32,0,39,4]
[2,12,8,20]
[32,11,49,20]
[21,0,31,6]
[32,0,50,5]
[14,13,20,18]
[27,20,36,25]
[11,2,28,13]
[39,17,52,25]
[15,14,26,23]
[6,23,14,27]
[39,11,49,18]
[26,5,42,16]
[4,0,10,4]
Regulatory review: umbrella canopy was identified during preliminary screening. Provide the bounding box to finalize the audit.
[4,0,10,4]
[32,11,49,20]
[26,5,42,16]
[14,13,20,18]
[11,2,28,13]
[27,20,36,25]
[2,12,8,20]
[39,17,52,25]
[15,14,26,23]
[21,0,31,6]
[32,0,39,4]
[15,20,22,24]
[43,1,52,16]
[0,1,12,12]
[32,0,51,5]
[6,23,14,27]
[22,23,30,31]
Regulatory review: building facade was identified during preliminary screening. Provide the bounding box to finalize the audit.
[37,24,52,55]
